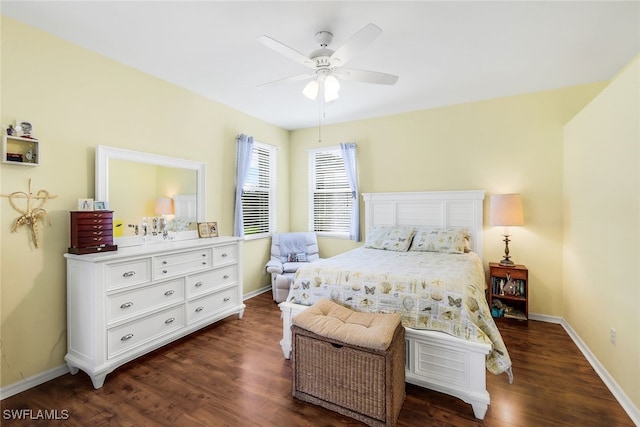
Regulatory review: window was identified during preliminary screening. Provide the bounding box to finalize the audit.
[241,142,276,237]
[308,147,352,236]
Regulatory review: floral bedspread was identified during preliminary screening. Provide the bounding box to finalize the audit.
[286,247,512,376]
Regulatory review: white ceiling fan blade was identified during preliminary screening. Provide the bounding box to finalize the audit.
[257,35,315,69]
[337,69,399,85]
[258,73,315,88]
[331,23,382,66]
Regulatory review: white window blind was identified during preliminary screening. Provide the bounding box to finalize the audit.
[308,148,352,235]
[242,142,275,236]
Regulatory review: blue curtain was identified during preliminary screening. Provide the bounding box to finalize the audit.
[234,134,254,237]
[340,142,360,241]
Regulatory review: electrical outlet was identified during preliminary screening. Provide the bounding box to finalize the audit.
[610,328,616,345]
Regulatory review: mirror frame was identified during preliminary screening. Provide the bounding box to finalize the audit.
[95,144,206,225]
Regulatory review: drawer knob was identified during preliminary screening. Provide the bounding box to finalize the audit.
[162,270,168,274]
[120,302,133,309]
[223,274,230,279]
[223,296,230,302]
[164,290,174,296]
[122,271,136,278]
[202,262,207,265]
[201,253,206,257]
[221,253,228,258]
[195,306,204,313]
[165,317,175,324]
[162,260,168,265]
[121,333,134,341]
[195,282,203,288]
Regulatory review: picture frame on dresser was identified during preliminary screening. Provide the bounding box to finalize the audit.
[77,198,94,211]
[208,222,218,237]
[197,222,210,238]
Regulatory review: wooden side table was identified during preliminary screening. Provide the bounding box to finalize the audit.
[488,263,528,321]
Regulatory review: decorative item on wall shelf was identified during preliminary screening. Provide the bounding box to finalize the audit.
[1,178,57,248]
[78,198,94,211]
[15,119,35,139]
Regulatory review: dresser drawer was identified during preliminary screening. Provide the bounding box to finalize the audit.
[74,221,113,232]
[186,266,237,298]
[187,287,238,324]
[213,244,237,265]
[75,235,114,247]
[107,278,185,325]
[154,248,212,279]
[107,306,185,359]
[155,248,212,268]
[72,211,113,221]
[107,258,152,290]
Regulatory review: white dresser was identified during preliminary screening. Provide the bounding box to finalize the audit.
[64,237,244,388]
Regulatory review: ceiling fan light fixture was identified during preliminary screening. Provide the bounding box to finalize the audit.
[302,79,319,100]
[324,74,340,101]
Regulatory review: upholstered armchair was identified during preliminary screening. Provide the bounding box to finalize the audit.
[266,232,321,303]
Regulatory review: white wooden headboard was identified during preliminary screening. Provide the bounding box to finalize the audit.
[362,190,485,260]
[173,194,197,218]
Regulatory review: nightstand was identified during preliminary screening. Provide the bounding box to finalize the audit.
[488,263,528,321]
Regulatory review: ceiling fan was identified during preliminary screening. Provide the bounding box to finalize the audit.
[257,23,399,102]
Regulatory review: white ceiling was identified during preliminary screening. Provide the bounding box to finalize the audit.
[2,1,639,130]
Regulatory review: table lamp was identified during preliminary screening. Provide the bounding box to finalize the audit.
[490,194,524,266]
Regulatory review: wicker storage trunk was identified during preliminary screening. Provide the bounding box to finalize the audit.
[292,323,405,427]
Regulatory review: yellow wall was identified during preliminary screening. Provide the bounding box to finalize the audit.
[290,83,606,318]
[0,17,286,387]
[563,56,640,409]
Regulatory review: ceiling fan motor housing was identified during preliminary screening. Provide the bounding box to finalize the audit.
[314,30,333,47]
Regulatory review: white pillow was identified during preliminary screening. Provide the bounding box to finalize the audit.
[364,226,416,252]
[409,228,468,254]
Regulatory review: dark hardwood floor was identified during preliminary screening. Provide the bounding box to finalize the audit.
[1,291,634,426]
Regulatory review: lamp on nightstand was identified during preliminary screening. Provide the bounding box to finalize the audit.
[490,194,524,267]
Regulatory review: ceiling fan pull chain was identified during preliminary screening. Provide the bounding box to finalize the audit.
[317,99,323,143]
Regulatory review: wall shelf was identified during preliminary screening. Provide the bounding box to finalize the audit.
[2,135,39,166]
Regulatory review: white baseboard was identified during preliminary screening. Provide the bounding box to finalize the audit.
[0,365,69,400]
[243,285,271,300]
[530,312,640,426]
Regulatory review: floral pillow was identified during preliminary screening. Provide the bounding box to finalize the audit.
[364,226,416,251]
[409,228,468,254]
[287,252,307,262]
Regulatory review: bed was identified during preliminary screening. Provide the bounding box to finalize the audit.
[278,190,512,419]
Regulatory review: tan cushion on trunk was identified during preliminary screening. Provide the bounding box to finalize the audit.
[292,298,401,351]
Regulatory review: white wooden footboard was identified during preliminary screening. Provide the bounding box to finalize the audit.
[404,327,490,419]
[279,301,491,419]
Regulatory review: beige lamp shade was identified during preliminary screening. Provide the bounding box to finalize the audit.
[490,194,524,226]
[155,197,173,215]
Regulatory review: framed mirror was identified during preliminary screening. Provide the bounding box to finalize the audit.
[95,145,206,247]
